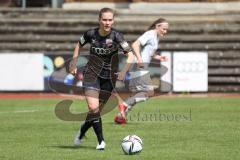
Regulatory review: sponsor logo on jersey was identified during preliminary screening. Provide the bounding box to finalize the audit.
[91,46,111,55]
[106,39,113,47]
[92,39,96,44]
[106,39,113,44]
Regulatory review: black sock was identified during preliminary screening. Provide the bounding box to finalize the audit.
[79,120,92,140]
[92,112,104,144]
[78,112,94,140]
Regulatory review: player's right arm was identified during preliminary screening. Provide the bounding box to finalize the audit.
[69,31,90,75]
[153,54,168,61]
[69,43,81,75]
[131,40,143,68]
[132,31,151,68]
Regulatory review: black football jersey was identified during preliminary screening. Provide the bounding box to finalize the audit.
[79,28,131,78]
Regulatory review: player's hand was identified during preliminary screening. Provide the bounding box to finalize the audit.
[116,71,126,81]
[69,58,77,75]
[159,55,168,61]
[137,58,144,68]
[70,67,77,75]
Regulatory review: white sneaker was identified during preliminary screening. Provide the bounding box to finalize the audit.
[74,137,82,146]
[74,131,82,146]
[96,141,106,150]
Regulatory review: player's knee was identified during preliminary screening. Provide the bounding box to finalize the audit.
[88,103,99,113]
[86,110,100,121]
[90,107,100,113]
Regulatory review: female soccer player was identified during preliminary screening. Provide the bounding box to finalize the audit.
[69,8,134,150]
[114,18,169,124]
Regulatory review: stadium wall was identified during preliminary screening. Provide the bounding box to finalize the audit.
[0,2,239,92]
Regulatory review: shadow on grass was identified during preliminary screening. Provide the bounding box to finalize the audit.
[49,145,96,150]
[105,122,143,126]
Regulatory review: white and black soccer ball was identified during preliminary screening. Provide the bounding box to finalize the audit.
[121,135,143,155]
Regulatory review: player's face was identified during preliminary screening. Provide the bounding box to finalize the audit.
[156,22,169,37]
[99,12,114,33]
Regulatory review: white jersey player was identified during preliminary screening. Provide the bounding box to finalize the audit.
[115,18,169,124]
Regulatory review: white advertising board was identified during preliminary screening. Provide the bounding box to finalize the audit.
[173,52,208,92]
[0,53,44,91]
[160,51,172,92]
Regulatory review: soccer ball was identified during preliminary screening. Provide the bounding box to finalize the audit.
[121,135,143,155]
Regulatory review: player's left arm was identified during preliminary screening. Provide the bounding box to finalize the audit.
[116,32,134,80]
[117,51,134,80]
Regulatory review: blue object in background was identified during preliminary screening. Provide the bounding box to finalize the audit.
[125,72,131,81]
[64,74,75,85]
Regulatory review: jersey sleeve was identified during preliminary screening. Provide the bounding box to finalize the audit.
[138,31,151,46]
[116,32,132,54]
[78,30,91,47]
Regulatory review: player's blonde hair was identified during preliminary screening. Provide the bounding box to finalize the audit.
[148,18,167,30]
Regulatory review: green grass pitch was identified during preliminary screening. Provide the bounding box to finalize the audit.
[0,97,239,160]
